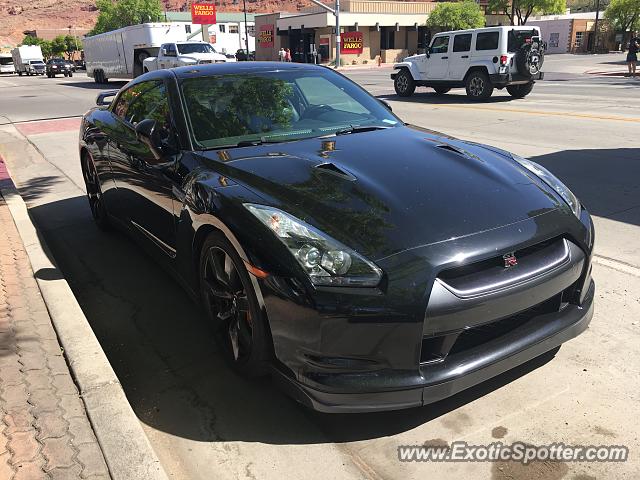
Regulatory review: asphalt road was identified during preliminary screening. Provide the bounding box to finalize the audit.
[0,54,638,480]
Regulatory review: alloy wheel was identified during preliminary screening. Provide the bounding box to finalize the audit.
[202,246,254,363]
[469,76,484,96]
[82,155,105,223]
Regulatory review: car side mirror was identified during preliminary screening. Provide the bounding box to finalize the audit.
[161,48,168,56]
[426,50,431,58]
[135,119,163,160]
[96,90,119,107]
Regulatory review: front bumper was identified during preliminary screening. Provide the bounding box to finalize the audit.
[490,71,544,86]
[273,280,594,413]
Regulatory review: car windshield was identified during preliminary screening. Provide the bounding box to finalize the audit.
[181,69,400,149]
[30,61,44,65]
[177,43,216,54]
[51,59,66,64]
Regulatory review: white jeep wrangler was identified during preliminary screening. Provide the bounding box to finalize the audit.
[392,26,545,101]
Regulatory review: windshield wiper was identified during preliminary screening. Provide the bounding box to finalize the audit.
[334,125,391,136]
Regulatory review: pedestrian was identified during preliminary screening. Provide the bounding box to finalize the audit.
[285,48,292,62]
[627,33,639,78]
[278,47,286,62]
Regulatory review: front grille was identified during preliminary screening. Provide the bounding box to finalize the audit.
[419,288,571,364]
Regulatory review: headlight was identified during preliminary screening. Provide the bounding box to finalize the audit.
[245,204,383,287]
[177,56,197,64]
[512,154,581,218]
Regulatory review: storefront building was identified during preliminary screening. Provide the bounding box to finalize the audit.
[255,1,437,65]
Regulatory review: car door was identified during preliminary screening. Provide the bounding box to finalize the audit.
[425,35,450,80]
[449,33,473,81]
[105,80,180,256]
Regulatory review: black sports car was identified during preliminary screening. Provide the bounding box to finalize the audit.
[79,63,595,413]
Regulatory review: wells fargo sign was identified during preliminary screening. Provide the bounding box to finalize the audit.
[341,31,363,54]
[191,3,216,24]
[258,24,274,47]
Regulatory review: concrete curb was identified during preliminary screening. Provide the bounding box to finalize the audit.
[0,158,169,480]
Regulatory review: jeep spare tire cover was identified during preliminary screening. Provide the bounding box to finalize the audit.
[516,38,544,77]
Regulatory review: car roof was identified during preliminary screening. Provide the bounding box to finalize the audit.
[435,25,540,36]
[172,61,328,80]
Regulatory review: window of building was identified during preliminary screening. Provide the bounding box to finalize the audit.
[229,25,239,34]
[417,26,430,50]
[549,32,559,48]
[219,25,226,33]
[574,31,583,47]
[185,25,191,34]
[453,33,472,52]
[380,26,395,50]
[476,31,499,50]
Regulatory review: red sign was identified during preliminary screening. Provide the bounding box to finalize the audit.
[258,24,274,48]
[341,31,363,54]
[191,3,216,25]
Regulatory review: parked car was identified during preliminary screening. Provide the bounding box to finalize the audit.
[142,42,230,73]
[235,49,255,61]
[74,59,86,70]
[46,58,74,77]
[79,63,594,413]
[392,26,545,100]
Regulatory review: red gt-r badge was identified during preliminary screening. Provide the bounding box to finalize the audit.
[503,252,518,268]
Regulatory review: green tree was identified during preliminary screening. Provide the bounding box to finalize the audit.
[426,1,486,30]
[605,0,640,44]
[488,0,566,25]
[90,0,164,35]
[51,36,68,58]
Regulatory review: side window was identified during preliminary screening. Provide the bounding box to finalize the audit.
[430,36,450,54]
[453,34,472,52]
[112,87,134,118]
[124,82,170,127]
[296,76,368,115]
[476,32,500,51]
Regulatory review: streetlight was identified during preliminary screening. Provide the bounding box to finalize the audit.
[242,0,250,56]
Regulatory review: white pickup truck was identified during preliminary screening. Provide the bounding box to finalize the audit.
[142,41,232,73]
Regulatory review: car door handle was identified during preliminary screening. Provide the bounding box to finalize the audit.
[441,56,448,59]
[461,55,469,58]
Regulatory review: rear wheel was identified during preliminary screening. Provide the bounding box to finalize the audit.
[394,69,416,97]
[507,82,534,98]
[465,70,493,101]
[199,233,271,377]
[433,87,450,95]
[81,152,110,230]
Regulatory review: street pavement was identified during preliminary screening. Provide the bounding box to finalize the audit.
[0,188,110,480]
[0,53,639,480]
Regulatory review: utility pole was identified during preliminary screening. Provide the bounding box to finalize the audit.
[242,0,250,55]
[308,0,340,67]
[592,0,600,53]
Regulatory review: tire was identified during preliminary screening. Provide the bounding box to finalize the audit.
[394,69,416,97]
[18,71,22,76]
[465,70,494,101]
[81,152,110,231]
[507,82,534,98]
[199,232,271,377]
[433,87,450,94]
[68,72,73,78]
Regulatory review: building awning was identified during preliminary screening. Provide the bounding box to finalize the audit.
[277,12,429,30]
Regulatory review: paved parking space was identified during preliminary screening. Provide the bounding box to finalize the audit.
[0,55,638,479]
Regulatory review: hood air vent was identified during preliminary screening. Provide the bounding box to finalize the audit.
[314,162,356,181]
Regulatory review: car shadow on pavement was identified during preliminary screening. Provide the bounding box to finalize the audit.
[24,195,558,445]
[530,148,640,228]
[379,93,517,104]
[61,81,128,90]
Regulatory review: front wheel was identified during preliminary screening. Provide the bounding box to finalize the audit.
[506,82,534,98]
[81,153,110,231]
[465,70,494,101]
[394,69,416,97]
[199,233,271,377]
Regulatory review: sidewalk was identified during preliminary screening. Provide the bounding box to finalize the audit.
[0,193,111,480]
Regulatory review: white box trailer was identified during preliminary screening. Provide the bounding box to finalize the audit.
[11,45,45,76]
[82,23,187,83]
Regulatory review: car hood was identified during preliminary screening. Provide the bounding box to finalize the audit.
[180,52,227,61]
[199,125,564,260]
